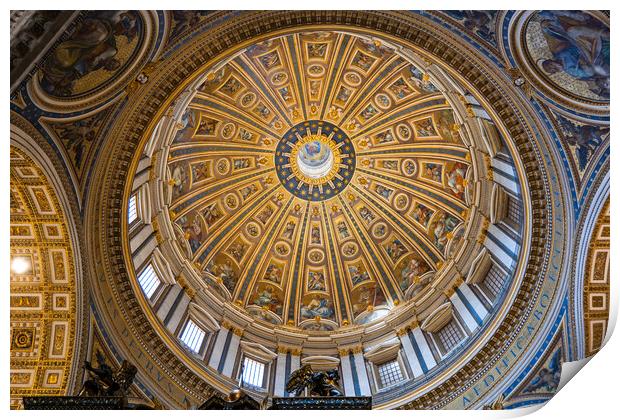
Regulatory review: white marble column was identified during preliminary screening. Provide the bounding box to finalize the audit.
[207,327,230,370]
[491,157,519,195]
[449,290,478,333]
[165,291,190,334]
[129,223,153,253]
[274,351,287,397]
[399,331,424,378]
[339,352,356,397]
[410,327,437,372]
[483,223,518,275]
[156,285,181,324]
[290,353,300,371]
[353,352,371,396]
[459,283,489,323]
[221,331,241,378]
[132,235,157,269]
[450,283,489,333]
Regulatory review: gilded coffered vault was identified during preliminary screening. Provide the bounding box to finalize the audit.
[9,9,610,410]
[583,199,610,357]
[9,145,80,409]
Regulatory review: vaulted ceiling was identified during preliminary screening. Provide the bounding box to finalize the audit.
[9,10,610,411]
[165,31,476,331]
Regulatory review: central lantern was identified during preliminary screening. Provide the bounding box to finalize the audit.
[276,120,355,201]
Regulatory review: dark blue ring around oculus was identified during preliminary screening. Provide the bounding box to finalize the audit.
[275,120,356,202]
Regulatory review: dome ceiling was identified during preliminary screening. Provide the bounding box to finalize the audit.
[165,31,476,331]
[9,8,610,411]
[12,9,595,410]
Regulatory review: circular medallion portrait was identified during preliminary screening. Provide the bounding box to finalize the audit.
[513,10,610,112]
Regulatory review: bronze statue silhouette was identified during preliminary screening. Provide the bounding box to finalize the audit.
[78,350,137,398]
[285,365,343,397]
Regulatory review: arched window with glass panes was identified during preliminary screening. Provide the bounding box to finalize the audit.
[137,263,161,300]
[235,342,277,391]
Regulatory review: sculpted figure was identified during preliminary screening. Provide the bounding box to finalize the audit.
[286,365,343,397]
[78,350,137,397]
